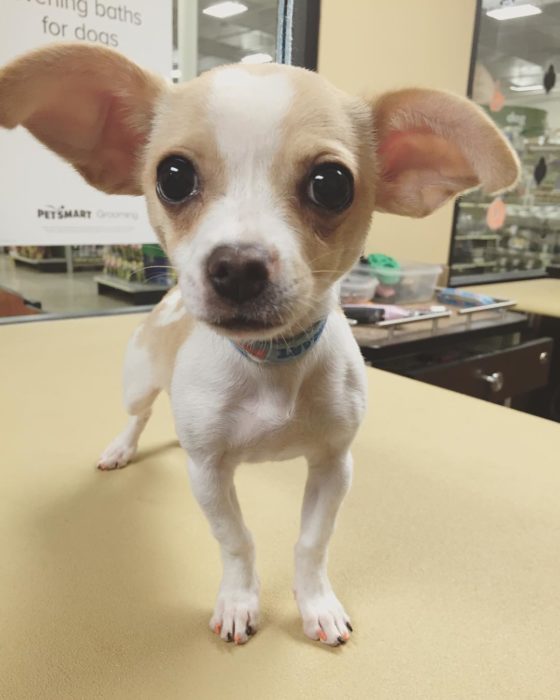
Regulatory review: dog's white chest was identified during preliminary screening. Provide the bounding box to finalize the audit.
[171,317,367,465]
[237,391,291,434]
[231,383,300,458]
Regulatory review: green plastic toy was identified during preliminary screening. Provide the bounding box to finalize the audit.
[366,254,401,285]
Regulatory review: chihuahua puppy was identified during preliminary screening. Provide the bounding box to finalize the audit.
[0,44,518,646]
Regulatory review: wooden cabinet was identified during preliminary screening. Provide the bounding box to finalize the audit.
[408,338,553,402]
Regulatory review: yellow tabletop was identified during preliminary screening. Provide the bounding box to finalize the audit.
[1,314,560,700]
[463,278,560,317]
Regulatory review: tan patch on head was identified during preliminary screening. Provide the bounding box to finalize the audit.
[140,63,378,332]
[140,63,375,272]
[269,67,377,288]
[142,71,228,254]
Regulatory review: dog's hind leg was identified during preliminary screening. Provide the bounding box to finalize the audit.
[97,324,161,471]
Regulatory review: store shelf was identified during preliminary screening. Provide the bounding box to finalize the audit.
[10,251,103,273]
[94,274,171,306]
[459,202,490,209]
[451,261,497,271]
[455,234,500,241]
[460,201,560,211]
[451,268,546,286]
[68,260,104,268]
[10,252,67,273]
[526,144,560,154]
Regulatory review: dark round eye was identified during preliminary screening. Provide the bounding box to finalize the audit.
[156,156,198,204]
[307,163,354,212]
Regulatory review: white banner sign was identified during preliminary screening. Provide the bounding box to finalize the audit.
[0,0,172,245]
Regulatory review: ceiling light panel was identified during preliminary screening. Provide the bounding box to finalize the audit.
[203,2,248,19]
[509,83,544,91]
[486,3,542,20]
[241,53,273,64]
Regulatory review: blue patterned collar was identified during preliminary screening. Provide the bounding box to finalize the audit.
[231,318,327,364]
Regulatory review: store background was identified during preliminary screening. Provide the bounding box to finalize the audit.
[2,0,560,317]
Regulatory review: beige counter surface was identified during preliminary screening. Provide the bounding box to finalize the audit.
[464,278,560,317]
[1,313,560,700]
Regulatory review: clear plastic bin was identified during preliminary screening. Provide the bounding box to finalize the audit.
[370,261,442,304]
[340,264,378,303]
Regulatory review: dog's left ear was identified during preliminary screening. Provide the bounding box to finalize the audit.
[372,88,520,217]
[0,43,165,195]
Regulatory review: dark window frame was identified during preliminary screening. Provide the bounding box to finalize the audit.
[447,0,551,287]
[277,0,321,70]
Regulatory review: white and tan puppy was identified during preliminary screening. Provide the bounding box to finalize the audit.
[0,44,519,646]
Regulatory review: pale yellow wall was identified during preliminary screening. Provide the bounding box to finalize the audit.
[318,0,477,266]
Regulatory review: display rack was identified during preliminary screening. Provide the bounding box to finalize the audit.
[94,274,171,306]
[448,2,560,286]
[450,150,560,285]
[10,251,67,273]
[9,246,104,273]
[95,244,174,305]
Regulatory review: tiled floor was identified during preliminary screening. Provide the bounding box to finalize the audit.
[0,253,130,316]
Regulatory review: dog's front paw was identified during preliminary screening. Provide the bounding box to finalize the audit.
[296,589,352,646]
[210,587,260,645]
[97,436,137,470]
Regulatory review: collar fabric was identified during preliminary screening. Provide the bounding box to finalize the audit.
[231,318,327,364]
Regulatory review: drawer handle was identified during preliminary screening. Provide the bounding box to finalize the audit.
[480,371,504,393]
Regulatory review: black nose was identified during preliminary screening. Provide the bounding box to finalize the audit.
[206,245,269,303]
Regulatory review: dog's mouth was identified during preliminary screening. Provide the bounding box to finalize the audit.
[198,283,296,339]
[182,272,310,341]
[207,315,285,339]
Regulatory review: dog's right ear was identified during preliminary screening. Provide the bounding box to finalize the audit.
[0,43,166,194]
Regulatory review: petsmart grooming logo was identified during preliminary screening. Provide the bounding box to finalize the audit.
[37,205,92,220]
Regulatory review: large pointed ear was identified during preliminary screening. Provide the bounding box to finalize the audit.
[0,43,166,194]
[372,88,520,217]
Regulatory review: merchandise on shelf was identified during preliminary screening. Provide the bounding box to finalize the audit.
[11,246,62,260]
[102,244,177,286]
[451,1,560,285]
[142,243,175,284]
[10,245,104,267]
[70,245,104,266]
[451,136,560,280]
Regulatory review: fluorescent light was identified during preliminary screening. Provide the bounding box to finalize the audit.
[241,53,273,64]
[203,2,248,19]
[510,83,543,91]
[487,3,542,20]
